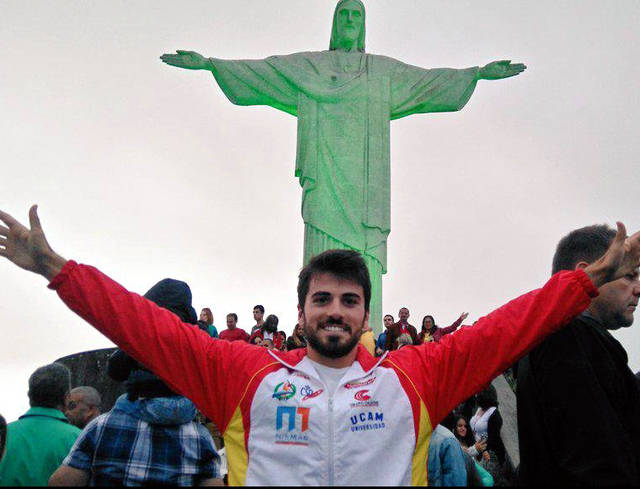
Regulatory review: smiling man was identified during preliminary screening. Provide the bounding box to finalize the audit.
[1,206,640,485]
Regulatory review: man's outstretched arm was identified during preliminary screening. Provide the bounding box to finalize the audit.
[388,222,640,424]
[0,206,271,428]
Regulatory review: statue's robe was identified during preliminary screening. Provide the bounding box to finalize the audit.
[209,50,478,329]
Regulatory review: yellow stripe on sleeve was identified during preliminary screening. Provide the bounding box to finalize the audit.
[411,401,432,486]
[224,407,248,486]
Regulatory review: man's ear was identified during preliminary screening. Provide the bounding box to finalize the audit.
[363,310,370,330]
[575,261,591,271]
[297,305,303,322]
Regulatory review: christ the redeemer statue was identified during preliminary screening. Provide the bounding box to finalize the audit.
[161,0,525,332]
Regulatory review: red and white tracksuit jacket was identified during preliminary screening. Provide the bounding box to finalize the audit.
[49,261,598,485]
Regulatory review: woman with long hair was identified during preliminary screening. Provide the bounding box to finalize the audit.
[419,312,468,342]
[198,307,218,338]
[286,322,307,351]
[453,415,488,459]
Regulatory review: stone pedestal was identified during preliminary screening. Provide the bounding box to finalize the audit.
[56,348,125,412]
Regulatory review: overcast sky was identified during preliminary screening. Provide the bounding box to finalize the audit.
[2,0,639,422]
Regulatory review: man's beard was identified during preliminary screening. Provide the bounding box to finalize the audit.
[302,316,363,359]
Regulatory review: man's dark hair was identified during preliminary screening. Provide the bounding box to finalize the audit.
[297,249,371,311]
[552,224,616,274]
[253,305,265,313]
[28,363,71,409]
[227,313,238,322]
[384,314,394,321]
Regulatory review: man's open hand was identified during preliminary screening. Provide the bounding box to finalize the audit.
[585,222,640,288]
[0,205,66,280]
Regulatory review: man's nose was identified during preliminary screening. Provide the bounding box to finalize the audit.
[326,298,344,319]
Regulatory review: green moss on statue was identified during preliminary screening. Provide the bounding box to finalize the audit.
[161,0,525,333]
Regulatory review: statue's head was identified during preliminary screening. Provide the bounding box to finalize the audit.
[329,0,366,52]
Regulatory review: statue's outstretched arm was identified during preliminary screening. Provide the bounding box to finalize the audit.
[478,60,526,80]
[161,50,298,116]
[160,50,212,71]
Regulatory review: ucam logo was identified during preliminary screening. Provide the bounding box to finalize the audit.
[354,390,370,401]
[350,411,385,432]
[275,406,311,446]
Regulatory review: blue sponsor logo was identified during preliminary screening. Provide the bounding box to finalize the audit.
[350,411,385,432]
[274,406,311,445]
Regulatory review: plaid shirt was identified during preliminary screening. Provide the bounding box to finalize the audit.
[63,395,220,486]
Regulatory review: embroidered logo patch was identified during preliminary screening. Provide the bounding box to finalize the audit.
[344,377,376,389]
[301,384,324,401]
[350,389,379,408]
[275,406,311,445]
[272,381,297,401]
[354,390,370,401]
[350,411,385,432]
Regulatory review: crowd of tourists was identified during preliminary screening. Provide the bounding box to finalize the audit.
[193,303,470,357]
[0,336,503,486]
[1,205,640,486]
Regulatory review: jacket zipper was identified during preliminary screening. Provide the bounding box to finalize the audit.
[328,396,335,485]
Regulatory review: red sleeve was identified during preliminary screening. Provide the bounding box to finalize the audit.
[386,269,598,427]
[48,261,272,431]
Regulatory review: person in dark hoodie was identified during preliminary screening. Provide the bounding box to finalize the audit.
[49,279,221,486]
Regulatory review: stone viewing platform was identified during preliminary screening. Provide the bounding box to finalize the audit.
[56,348,124,412]
[56,348,223,450]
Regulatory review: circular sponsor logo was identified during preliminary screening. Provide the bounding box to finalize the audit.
[273,381,297,401]
[354,389,371,401]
